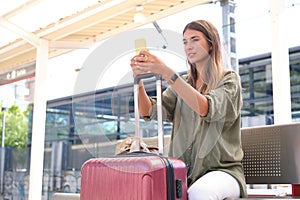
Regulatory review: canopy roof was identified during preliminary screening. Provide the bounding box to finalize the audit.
[0,0,211,75]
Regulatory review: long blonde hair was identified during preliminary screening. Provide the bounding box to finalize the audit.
[183,20,226,94]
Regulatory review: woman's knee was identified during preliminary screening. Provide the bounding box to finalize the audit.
[187,171,240,200]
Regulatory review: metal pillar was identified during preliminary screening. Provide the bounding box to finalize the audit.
[0,106,7,194]
[221,0,238,72]
[1,107,6,149]
[270,0,291,124]
[28,39,48,200]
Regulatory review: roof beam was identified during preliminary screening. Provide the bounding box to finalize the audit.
[2,0,42,19]
[49,40,95,49]
[36,0,129,38]
[40,0,149,40]
[0,17,40,47]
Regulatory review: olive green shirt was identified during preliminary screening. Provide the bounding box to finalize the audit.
[147,70,247,197]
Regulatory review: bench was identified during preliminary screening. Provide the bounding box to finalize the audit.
[51,193,80,200]
[241,122,300,198]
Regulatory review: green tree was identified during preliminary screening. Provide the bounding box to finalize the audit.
[0,104,29,148]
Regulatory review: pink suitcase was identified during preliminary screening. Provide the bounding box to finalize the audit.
[81,74,188,200]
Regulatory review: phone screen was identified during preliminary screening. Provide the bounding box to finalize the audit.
[134,38,147,55]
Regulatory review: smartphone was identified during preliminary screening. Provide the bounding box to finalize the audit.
[134,38,147,55]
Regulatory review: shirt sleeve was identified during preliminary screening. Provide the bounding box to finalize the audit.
[202,71,242,123]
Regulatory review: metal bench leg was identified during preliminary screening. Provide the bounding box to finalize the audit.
[292,184,300,197]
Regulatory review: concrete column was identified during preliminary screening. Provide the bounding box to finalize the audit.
[270,0,291,124]
[28,39,48,200]
[221,0,238,72]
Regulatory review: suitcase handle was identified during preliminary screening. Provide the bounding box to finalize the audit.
[134,73,162,84]
[133,73,164,155]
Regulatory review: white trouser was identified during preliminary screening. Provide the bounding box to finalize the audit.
[188,170,240,200]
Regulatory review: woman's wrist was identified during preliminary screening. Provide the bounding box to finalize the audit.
[166,72,179,85]
[168,73,179,84]
[139,79,144,87]
[163,69,177,84]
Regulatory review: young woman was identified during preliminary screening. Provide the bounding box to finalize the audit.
[130,20,247,199]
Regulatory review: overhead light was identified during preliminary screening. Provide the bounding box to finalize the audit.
[134,12,146,23]
[134,5,146,23]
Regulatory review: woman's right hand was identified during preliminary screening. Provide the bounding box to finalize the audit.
[130,51,149,78]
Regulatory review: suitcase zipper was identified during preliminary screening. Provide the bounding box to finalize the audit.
[160,156,176,200]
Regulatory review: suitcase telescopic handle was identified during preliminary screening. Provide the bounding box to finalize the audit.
[133,73,164,155]
[134,73,161,84]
